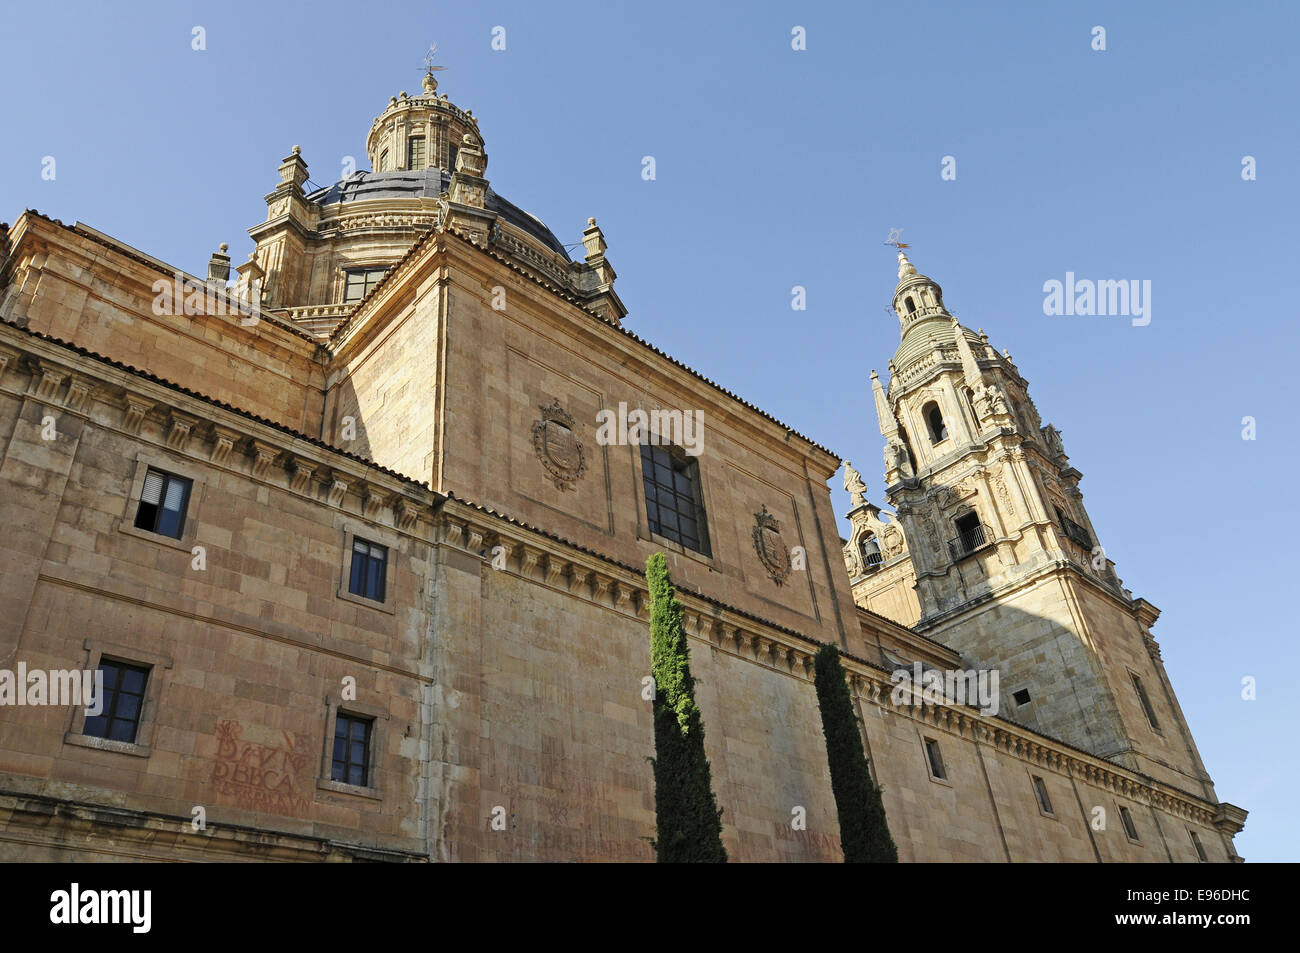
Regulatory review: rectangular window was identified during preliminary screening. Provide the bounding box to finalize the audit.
[1131,673,1161,731]
[82,660,150,744]
[406,136,426,170]
[331,713,373,787]
[1120,806,1140,841]
[348,538,388,602]
[924,737,947,780]
[133,467,191,539]
[342,267,389,304]
[1189,829,1208,862]
[640,443,710,557]
[379,149,388,172]
[1032,775,1054,815]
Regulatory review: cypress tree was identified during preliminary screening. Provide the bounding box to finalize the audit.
[646,552,727,863]
[813,642,898,862]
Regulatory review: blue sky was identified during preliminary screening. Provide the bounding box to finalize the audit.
[3,0,1295,861]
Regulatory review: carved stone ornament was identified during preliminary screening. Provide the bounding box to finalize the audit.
[752,505,792,586]
[532,399,586,491]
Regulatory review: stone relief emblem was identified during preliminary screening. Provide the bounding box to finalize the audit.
[881,525,905,558]
[752,505,792,586]
[531,399,586,491]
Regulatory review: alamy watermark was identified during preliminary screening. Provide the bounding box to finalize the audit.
[595,401,704,456]
[890,661,1000,716]
[1042,272,1151,326]
[0,664,103,714]
[152,272,261,326]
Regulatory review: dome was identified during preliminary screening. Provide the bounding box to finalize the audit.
[893,314,986,374]
[888,250,982,374]
[305,170,571,260]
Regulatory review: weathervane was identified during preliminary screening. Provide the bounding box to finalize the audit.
[421,43,447,93]
[423,43,447,76]
[883,227,909,251]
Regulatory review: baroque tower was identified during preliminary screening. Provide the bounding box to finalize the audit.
[852,250,1222,805]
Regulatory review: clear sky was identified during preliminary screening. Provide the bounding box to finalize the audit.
[2,0,1295,862]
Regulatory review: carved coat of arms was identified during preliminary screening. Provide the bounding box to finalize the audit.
[752,505,792,586]
[532,399,586,491]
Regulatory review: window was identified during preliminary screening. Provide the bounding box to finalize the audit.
[1031,775,1054,815]
[82,660,150,744]
[406,136,426,169]
[331,713,373,787]
[342,267,389,304]
[133,468,191,539]
[348,539,388,602]
[1189,830,1208,862]
[379,149,388,172]
[1056,506,1094,549]
[924,737,947,780]
[1013,688,1031,706]
[859,533,882,572]
[1120,806,1140,841]
[904,296,916,314]
[950,511,987,560]
[923,402,948,443]
[640,443,710,557]
[1131,673,1161,731]
[448,143,459,173]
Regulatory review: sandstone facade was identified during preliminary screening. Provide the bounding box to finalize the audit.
[0,71,1245,862]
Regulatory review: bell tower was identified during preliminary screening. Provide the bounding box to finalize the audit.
[867,250,1220,802]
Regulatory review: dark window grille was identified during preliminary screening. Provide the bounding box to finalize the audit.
[133,468,191,539]
[1131,673,1160,731]
[924,737,947,780]
[349,539,388,602]
[342,267,389,304]
[1120,807,1140,841]
[640,444,710,556]
[1056,508,1094,549]
[1032,775,1054,814]
[331,713,373,787]
[948,514,990,560]
[82,660,150,744]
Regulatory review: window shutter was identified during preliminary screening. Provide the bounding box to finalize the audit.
[141,470,164,505]
[163,478,186,512]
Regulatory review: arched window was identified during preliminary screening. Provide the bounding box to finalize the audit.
[859,533,882,572]
[904,296,917,314]
[923,402,948,444]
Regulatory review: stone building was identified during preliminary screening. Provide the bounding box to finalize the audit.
[0,69,1245,861]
